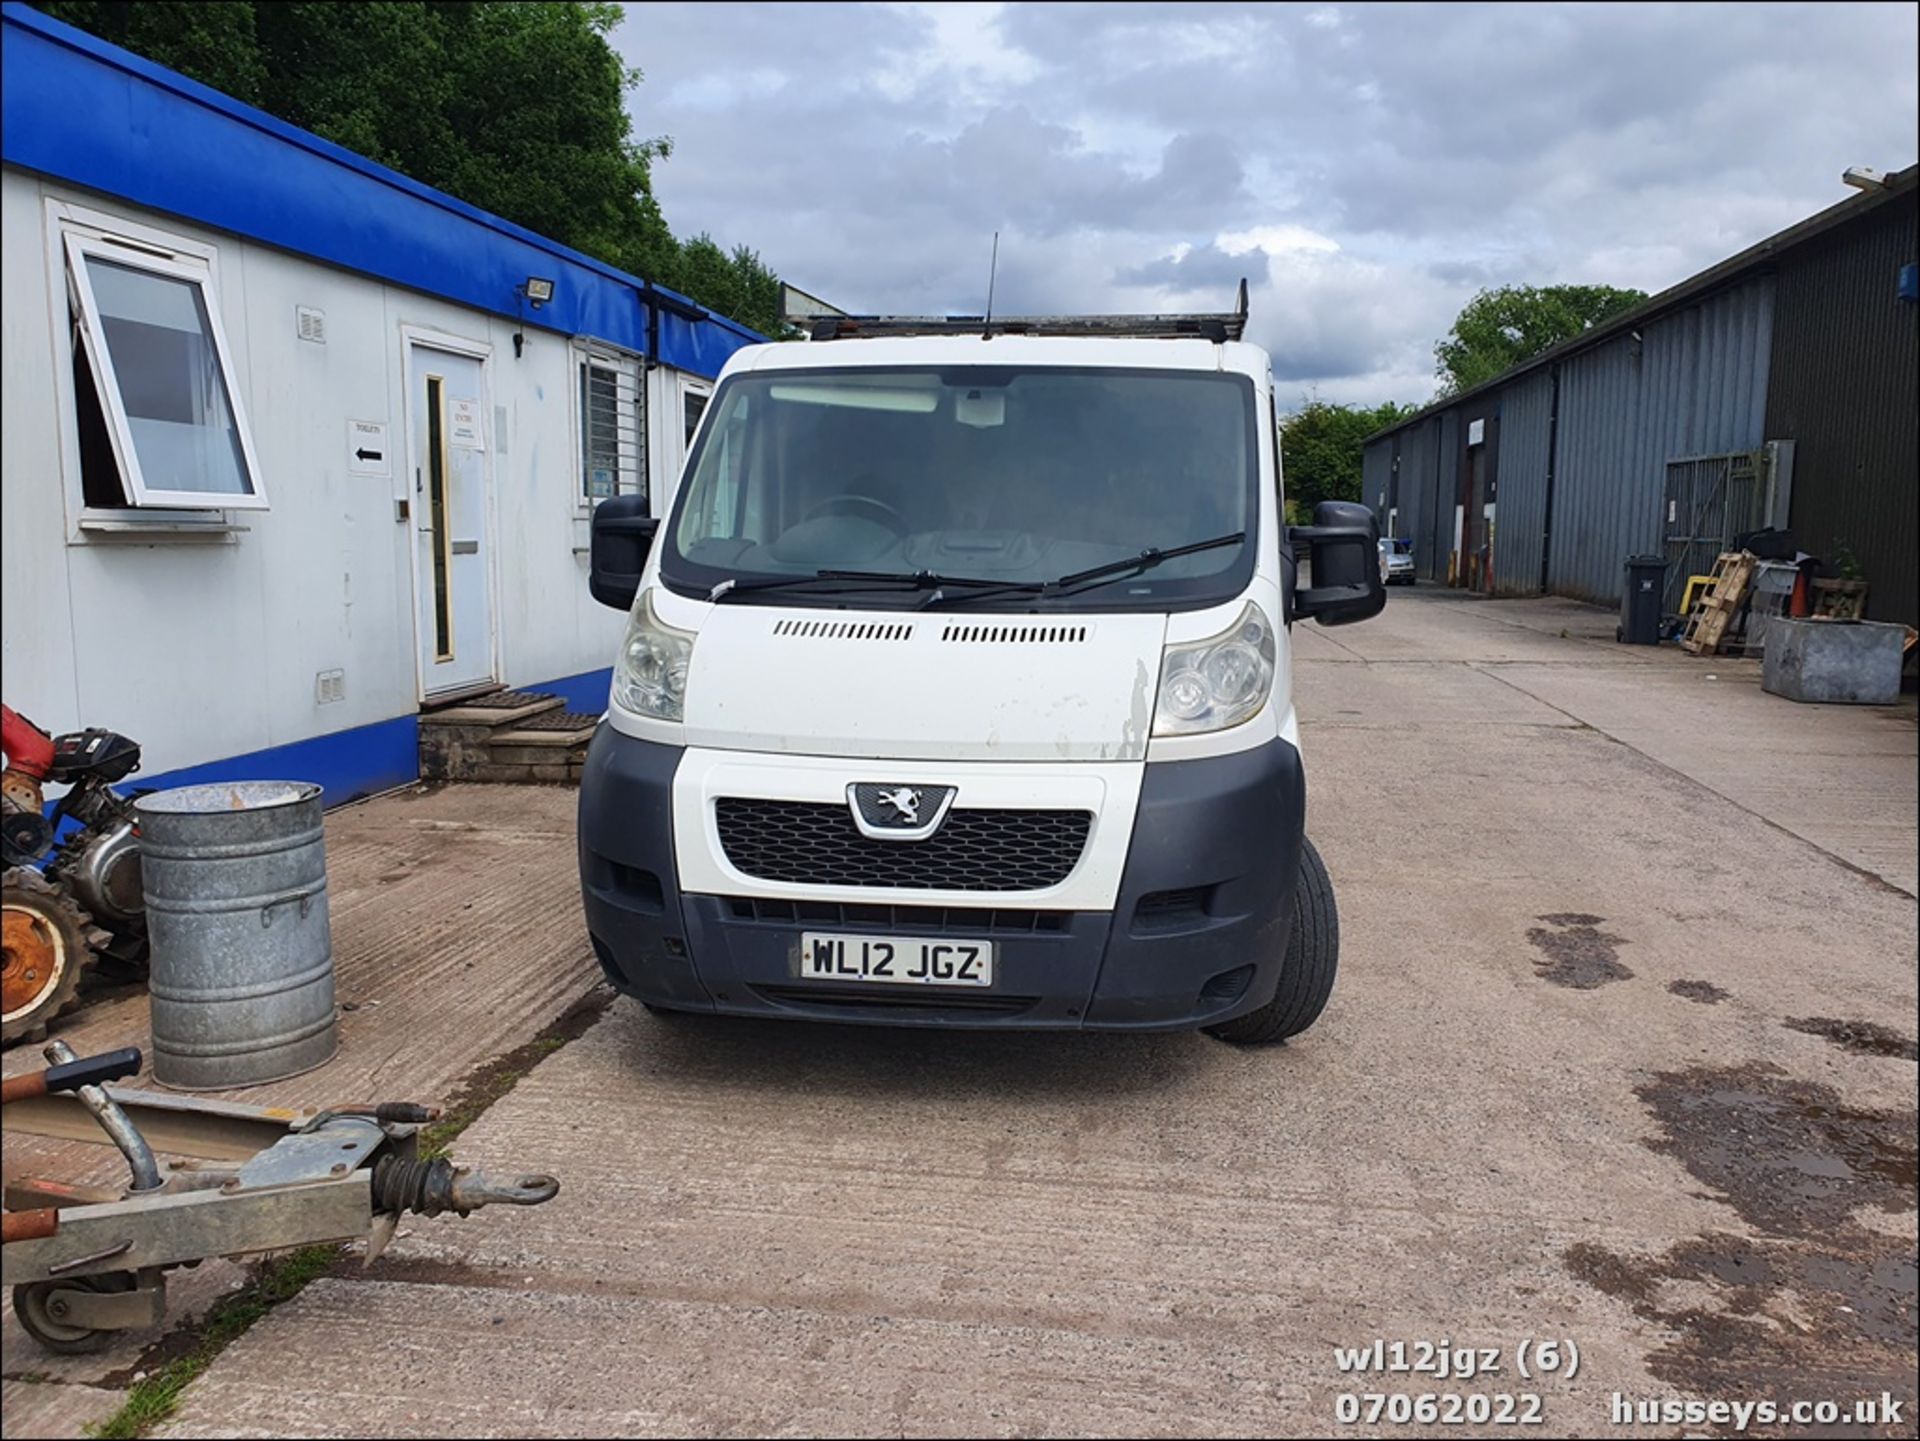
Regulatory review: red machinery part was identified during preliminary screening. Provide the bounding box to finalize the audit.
[2,705,56,782]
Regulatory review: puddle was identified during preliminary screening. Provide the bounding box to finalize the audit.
[1526,913,1633,989]
[1669,979,1730,1005]
[1566,1063,1918,1432]
[1637,1063,1915,1235]
[1785,1017,1919,1063]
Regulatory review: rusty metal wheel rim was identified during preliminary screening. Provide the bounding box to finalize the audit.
[2,898,70,1025]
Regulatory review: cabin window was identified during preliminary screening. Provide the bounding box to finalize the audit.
[62,229,266,510]
[579,351,645,508]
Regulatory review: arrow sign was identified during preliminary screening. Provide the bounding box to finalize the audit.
[347,420,391,477]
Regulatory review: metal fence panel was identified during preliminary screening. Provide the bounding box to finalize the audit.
[1660,451,1769,609]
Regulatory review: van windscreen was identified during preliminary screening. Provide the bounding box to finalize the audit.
[659,366,1259,612]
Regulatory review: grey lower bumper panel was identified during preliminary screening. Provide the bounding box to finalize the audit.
[578,728,1305,1031]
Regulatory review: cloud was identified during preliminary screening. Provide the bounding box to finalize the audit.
[613,0,1919,405]
[1116,240,1269,291]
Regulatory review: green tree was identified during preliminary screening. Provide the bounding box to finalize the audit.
[725,243,788,338]
[31,1,774,331]
[1279,398,1417,519]
[1434,284,1646,396]
[32,0,267,100]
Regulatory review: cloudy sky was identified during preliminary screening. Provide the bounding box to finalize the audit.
[612,2,1918,407]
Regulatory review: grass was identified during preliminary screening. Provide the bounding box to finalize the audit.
[84,990,606,1437]
[418,1034,564,1160]
[89,1244,341,1440]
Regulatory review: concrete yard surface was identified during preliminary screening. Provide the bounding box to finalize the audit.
[133,589,1919,1439]
[0,784,597,1419]
[5,590,1914,1438]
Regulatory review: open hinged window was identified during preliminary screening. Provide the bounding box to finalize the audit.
[63,229,267,511]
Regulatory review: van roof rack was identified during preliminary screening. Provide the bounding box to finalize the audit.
[808,278,1249,344]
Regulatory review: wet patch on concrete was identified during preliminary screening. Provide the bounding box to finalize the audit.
[1785,1017,1919,1063]
[1567,1063,1918,1433]
[1537,911,1607,927]
[1668,979,1730,1005]
[1526,914,1633,989]
[1567,1231,1918,1431]
[1637,1063,1915,1236]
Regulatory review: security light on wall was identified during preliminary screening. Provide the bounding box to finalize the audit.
[512,276,556,358]
[1841,167,1889,192]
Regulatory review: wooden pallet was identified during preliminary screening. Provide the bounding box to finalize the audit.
[1810,577,1869,620]
[1681,551,1756,655]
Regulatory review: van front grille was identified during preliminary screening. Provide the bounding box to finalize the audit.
[715,799,1091,891]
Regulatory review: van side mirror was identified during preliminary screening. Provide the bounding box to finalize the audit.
[1290,500,1386,627]
[589,495,658,611]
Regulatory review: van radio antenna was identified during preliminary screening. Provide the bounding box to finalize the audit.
[982,231,1000,339]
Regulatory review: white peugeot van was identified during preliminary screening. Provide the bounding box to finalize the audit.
[578,295,1384,1043]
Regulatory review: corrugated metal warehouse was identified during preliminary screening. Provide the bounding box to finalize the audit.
[1364,166,1918,628]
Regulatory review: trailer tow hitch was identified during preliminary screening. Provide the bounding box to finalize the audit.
[1,1043,561,1352]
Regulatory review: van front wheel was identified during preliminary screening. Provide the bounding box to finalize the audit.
[1204,837,1338,1045]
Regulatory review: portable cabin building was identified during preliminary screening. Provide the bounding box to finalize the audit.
[0,3,762,802]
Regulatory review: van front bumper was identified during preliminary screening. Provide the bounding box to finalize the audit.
[578,728,1305,1032]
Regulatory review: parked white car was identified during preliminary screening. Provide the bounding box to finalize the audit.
[579,302,1385,1044]
[1379,536,1417,585]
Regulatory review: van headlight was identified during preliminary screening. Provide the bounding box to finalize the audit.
[1153,602,1276,736]
[613,590,694,722]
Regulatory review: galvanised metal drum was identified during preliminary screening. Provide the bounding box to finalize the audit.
[135,781,336,1089]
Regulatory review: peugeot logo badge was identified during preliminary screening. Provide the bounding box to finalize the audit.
[849,782,957,841]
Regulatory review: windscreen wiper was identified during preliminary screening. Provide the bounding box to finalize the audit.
[808,569,1050,611]
[922,531,1248,609]
[706,569,1031,603]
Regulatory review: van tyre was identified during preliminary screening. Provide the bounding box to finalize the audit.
[1204,837,1338,1045]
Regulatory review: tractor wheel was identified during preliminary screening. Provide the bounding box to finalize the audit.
[2,867,93,1046]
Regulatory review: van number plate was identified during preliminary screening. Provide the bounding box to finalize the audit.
[799,933,994,987]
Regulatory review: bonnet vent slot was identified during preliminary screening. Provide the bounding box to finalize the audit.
[771,619,914,641]
[940,623,1089,644]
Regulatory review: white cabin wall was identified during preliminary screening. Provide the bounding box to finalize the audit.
[0,169,83,734]
[3,169,692,781]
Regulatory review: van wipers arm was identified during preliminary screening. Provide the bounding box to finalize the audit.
[707,569,1031,602]
[922,531,1248,609]
[1048,531,1246,589]
[814,569,1034,590]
